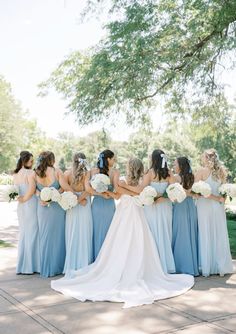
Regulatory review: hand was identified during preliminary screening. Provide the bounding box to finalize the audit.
[40,200,49,207]
[80,198,87,206]
[155,197,166,204]
[219,196,225,204]
[192,193,201,199]
[17,196,24,203]
[101,193,111,199]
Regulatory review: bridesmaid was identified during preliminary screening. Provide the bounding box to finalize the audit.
[195,148,233,277]
[14,151,40,274]
[119,149,176,274]
[35,151,74,278]
[172,157,199,276]
[85,150,119,261]
[63,152,93,273]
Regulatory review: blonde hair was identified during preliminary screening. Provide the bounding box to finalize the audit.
[126,158,144,186]
[72,152,87,185]
[202,149,227,183]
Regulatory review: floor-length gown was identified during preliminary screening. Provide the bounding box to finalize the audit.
[63,192,93,273]
[196,175,233,276]
[172,197,199,276]
[144,182,176,273]
[92,185,115,260]
[37,181,66,277]
[51,194,194,308]
[16,183,40,274]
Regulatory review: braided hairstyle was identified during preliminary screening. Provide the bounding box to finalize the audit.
[72,152,87,185]
[97,150,114,175]
[150,149,170,180]
[177,157,194,190]
[14,151,33,173]
[35,151,55,178]
[126,158,144,186]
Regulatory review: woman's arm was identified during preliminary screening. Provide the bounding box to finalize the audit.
[118,171,151,194]
[103,170,121,199]
[57,169,74,192]
[208,194,225,203]
[113,170,139,197]
[18,173,36,203]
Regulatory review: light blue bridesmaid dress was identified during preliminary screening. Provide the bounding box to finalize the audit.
[92,185,115,261]
[196,175,233,276]
[172,196,199,276]
[63,192,93,273]
[144,182,176,274]
[37,180,66,277]
[17,184,40,274]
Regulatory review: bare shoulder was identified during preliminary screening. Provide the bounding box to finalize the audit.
[195,167,208,176]
[90,168,99,176]
[174,174,181,183]
[112,168,120,176]
[64,169,72,177]
[147,169,156,180]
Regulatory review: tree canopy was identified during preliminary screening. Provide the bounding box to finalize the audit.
[40,0,236,124]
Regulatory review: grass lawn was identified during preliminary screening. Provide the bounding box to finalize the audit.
[227,212,236,259]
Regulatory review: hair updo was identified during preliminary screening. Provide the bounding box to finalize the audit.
[14,151,33,174]
[35,151,55,178]
[72,152,87,184]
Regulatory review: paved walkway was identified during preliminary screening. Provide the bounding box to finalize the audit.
[0,203,236,334]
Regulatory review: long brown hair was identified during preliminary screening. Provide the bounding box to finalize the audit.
[35,151,55,178]
[97,150,114,175]
[150,149,170,180]
[14,151,33,173]
[177,157,194,190]
[72,152,87,185]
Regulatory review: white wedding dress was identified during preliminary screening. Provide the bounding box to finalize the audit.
[51,194,194,308]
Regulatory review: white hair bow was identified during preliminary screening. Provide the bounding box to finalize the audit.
[160,153,167,168]
[78,158,87,165]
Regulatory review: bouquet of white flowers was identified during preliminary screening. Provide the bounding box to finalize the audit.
[166,183,186,203]
[135,186,158,206]
[58,191,78,210]
[1,185,19,202]
[40,187,61,204]
[192,181,211,198]
[90,173,111,193]
[219,183,236,201]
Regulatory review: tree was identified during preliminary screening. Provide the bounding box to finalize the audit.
[39,0,236,125]
[0,76,25,172]
[59,157,66,172]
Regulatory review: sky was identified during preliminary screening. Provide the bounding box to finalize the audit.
[0,0,235,141]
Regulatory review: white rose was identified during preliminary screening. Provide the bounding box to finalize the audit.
[40,187,52,202]
[50,187,61,202]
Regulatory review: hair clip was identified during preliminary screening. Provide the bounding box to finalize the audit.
[160,153,167,168]
[98,153,104,168]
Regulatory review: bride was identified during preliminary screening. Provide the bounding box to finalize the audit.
[51,158,194,308]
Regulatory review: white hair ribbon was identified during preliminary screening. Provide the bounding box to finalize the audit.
[160,153,167,168]
[78,158,87,165]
